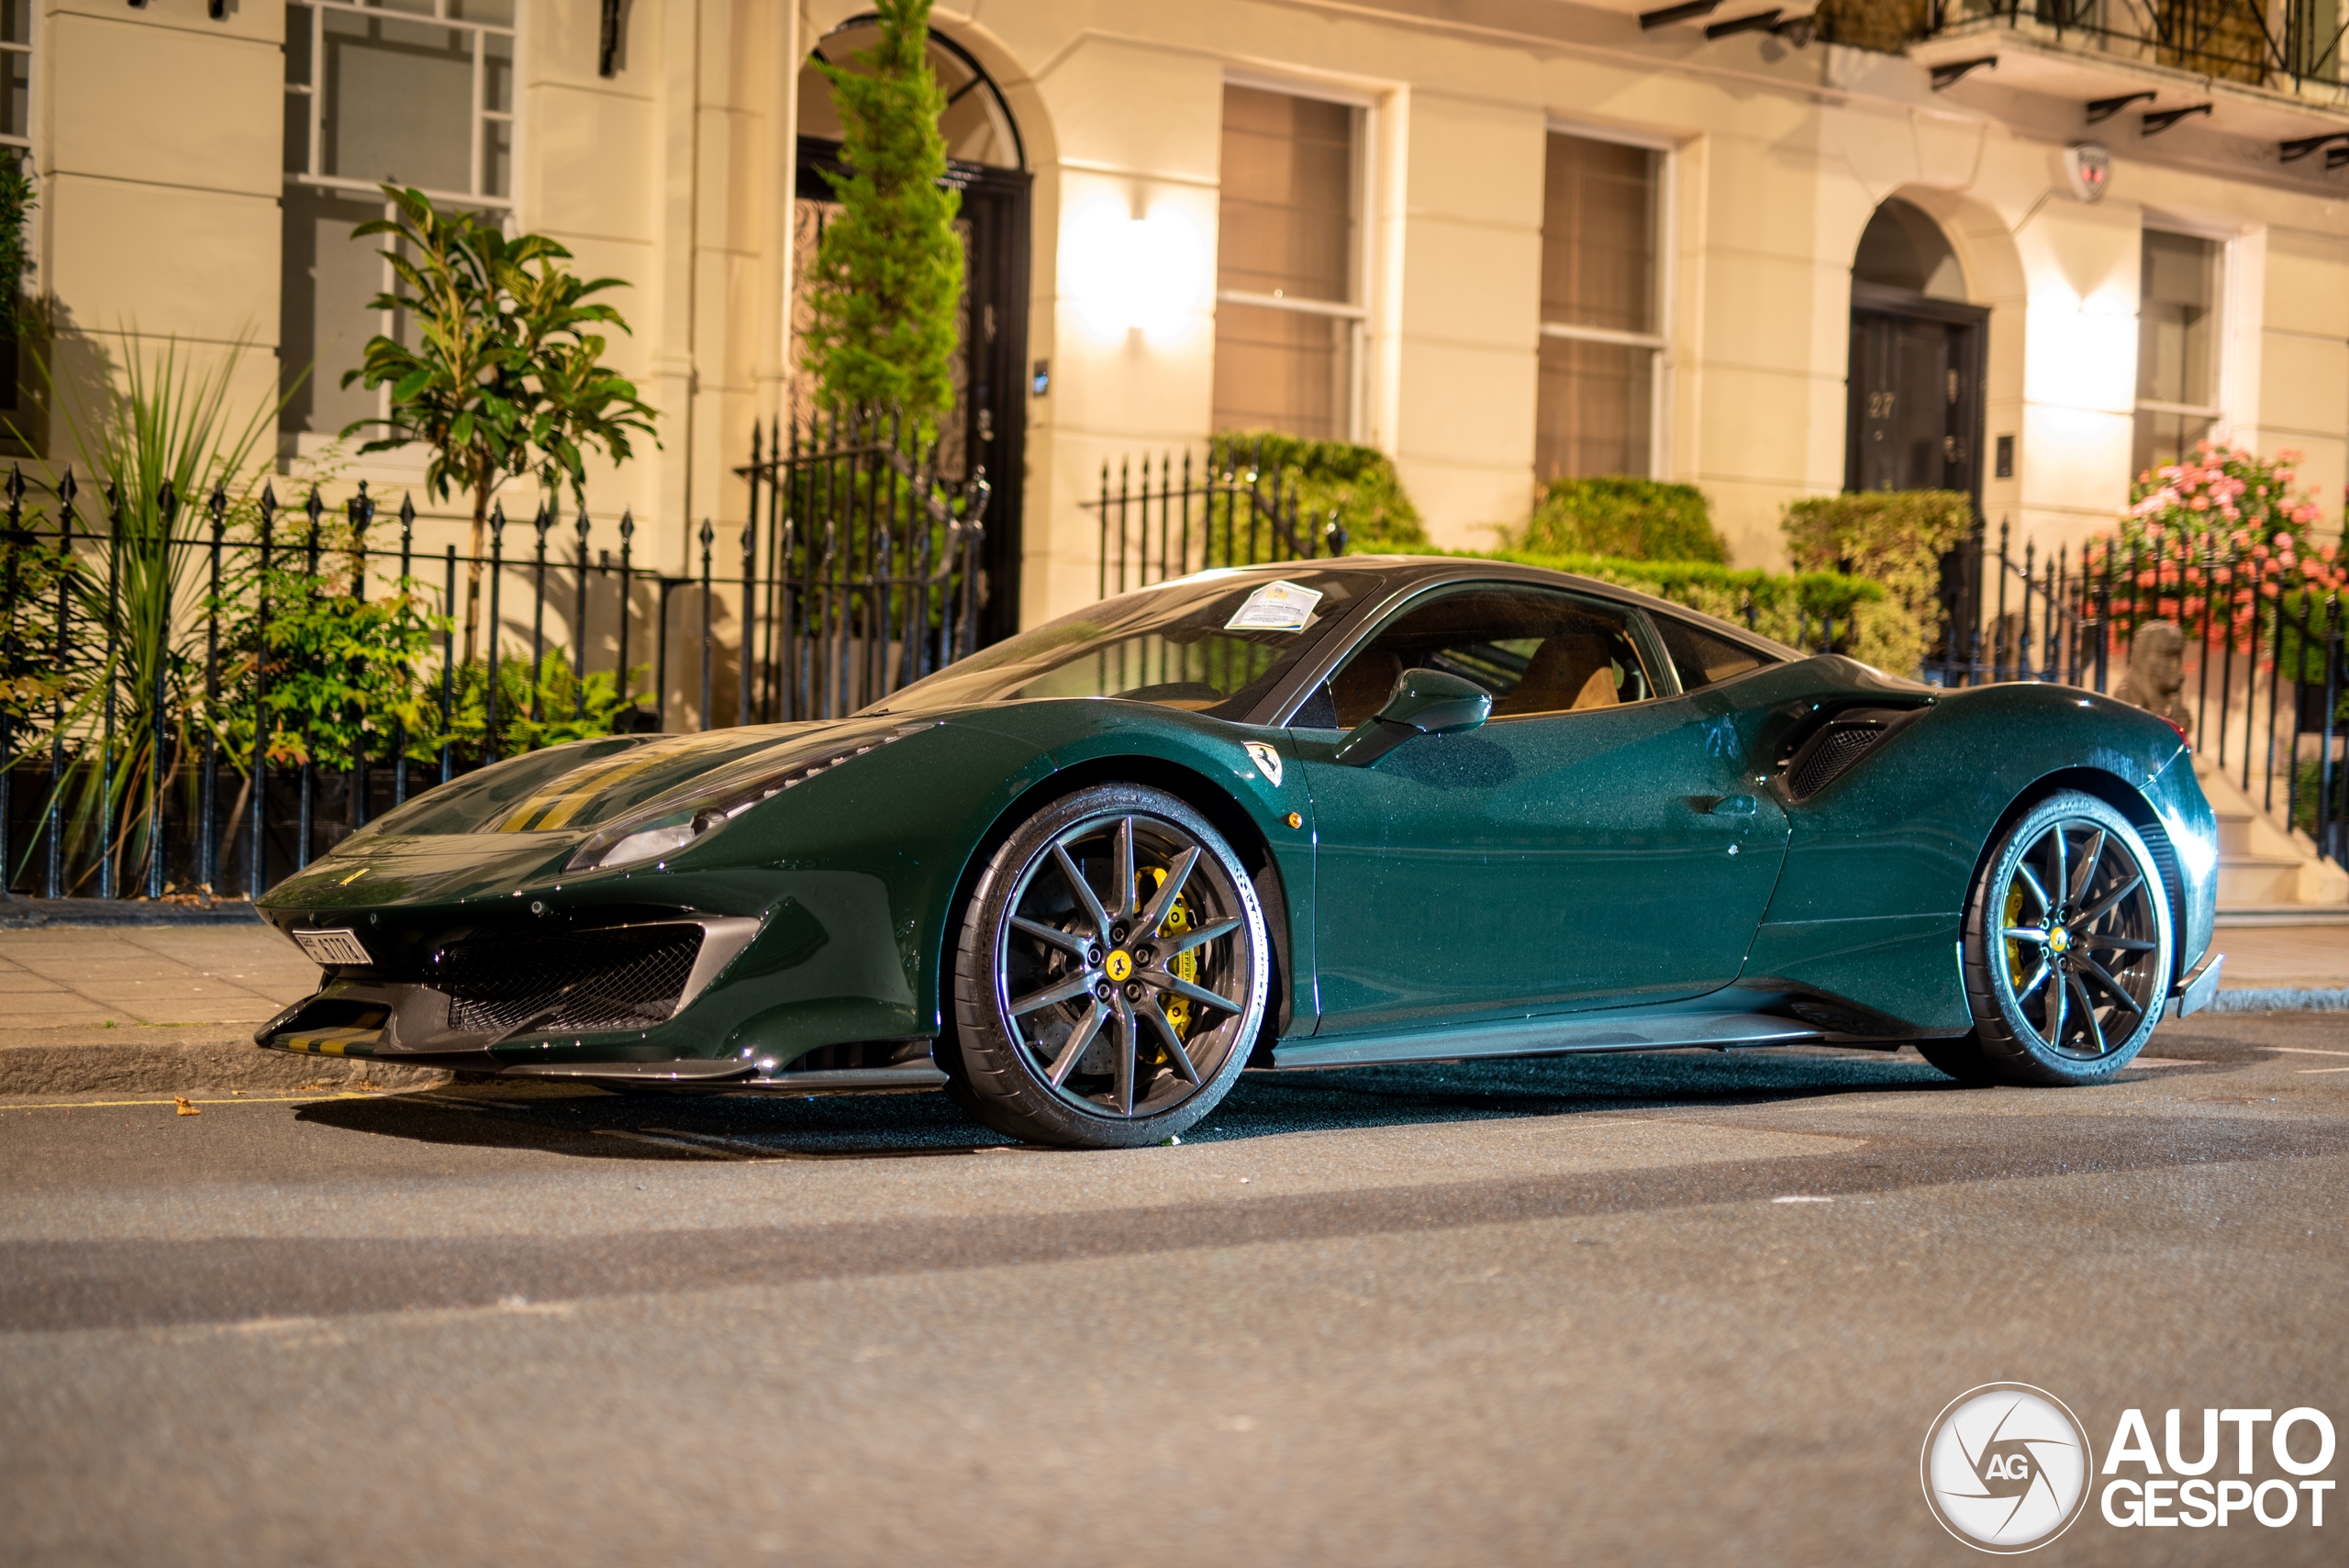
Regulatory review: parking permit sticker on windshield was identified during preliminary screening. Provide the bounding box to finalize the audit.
[1224,580,1324,632]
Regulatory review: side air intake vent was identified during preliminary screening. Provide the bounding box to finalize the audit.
[1782,706,1925,801]
[437,924,705,1037]
[1787,721,1886,799]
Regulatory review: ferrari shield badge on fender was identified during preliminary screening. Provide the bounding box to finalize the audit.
[1244,742,1283,787]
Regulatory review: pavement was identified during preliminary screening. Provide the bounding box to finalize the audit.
[0,918,2337,1096]
[0,921,440,1095]
[4,1013,2345,1564]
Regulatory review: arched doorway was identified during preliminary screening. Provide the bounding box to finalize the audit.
[796,19,1032,643]
[1845,197,1986,513]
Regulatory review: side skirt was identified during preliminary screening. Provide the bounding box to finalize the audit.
[1271,1009,1826,1070]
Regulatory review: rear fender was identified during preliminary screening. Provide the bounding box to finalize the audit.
[1761,683,2187,926]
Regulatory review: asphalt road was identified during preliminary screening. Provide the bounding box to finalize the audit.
[5,1016,2346,1566]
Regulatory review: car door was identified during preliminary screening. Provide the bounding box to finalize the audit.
[1288,582,1791,1037]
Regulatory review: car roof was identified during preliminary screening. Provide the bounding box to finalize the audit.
[1208,554,1802,662]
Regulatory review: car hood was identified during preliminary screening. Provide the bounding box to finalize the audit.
[258,716,915,913]
[375,718,919,837]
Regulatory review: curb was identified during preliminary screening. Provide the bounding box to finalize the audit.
[2210,986,2349,1013]
[0,1034,446,1096]
[0,990,2337,1098]
[0,895,268,929]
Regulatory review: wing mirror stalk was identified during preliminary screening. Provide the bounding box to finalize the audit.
[1334,670,1492,766]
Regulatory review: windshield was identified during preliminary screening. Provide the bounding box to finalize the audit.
[872,567,1381,718]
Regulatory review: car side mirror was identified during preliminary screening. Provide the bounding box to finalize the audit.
[1334,669,1492,766]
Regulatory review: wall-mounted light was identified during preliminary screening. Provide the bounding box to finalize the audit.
[1066,203,1210,341]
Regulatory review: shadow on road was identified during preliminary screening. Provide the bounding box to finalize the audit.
[296,1048,1963,1162]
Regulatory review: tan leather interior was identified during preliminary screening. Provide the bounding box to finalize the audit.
[1491,631,1620,717]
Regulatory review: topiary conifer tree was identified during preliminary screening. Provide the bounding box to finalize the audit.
[803,0,963,435]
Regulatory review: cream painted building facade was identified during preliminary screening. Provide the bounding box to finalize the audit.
[19,0,2349,651]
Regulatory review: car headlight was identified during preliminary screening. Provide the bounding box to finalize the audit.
[566,724,932,873]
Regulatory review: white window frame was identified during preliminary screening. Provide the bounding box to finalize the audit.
[0,0,37,456]
[2132,218,2230,453]
[0,2,32,169]
[1216,70,1377,443]
[1537,118,1675,482]
[281,0,522,446]
[284,0,519,213]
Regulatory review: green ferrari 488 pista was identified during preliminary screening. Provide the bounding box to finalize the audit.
[256,556,2221,1148]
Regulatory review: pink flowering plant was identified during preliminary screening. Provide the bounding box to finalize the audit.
[2082,441,2341,654]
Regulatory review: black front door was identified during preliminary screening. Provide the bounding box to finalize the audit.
[796,137,1031,645]
[1846,282,1987,510]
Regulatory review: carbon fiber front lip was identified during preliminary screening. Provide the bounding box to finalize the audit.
[2168,951,2224,1018]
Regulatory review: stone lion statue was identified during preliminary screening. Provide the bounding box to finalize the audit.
[2114,620,2191,739]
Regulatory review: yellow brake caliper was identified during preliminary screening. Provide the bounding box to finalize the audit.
[1142,867,1201,1041]
[2003,882,2032,990]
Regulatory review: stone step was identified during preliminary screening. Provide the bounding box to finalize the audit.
[2214,808,2257,857]
[2216,906,2349,928]
[2220,858,2317,908]
[2197,758,2349,910]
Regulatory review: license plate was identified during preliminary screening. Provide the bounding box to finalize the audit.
[291,928,373,967]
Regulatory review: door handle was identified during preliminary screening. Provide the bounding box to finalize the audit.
[1707,795,1757,817]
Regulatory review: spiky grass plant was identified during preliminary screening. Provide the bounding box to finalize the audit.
[12,332,290,895]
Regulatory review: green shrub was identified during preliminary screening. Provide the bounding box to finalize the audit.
[1465,547,1908,670]
[203,510,644,771]
[1781,490,1971,674]
[425,650,648,763]
[0,158,36,335]
[1520,476,1725,563]
[1212,430,1430,554]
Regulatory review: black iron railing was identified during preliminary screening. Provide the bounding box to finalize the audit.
[0,417,984,903]
[1086,438,1343,597]
[734,407,989,723]
[1925,518,2349,865]
[1931,0,2349,99]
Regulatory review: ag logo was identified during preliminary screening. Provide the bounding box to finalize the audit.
[1921,1384,2094,1552]
[1243,741,1282,787]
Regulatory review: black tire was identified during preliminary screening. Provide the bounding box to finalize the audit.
[950,784,1270,1149]
[1944,790,2175,1086]
[930,1029,983,1118]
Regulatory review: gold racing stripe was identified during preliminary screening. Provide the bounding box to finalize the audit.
[494,740,707,833]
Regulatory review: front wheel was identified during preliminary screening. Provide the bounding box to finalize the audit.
[1942,790,2174,1086]
[950,784,1270,1148]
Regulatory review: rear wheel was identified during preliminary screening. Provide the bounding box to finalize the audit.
[951,784,1269,1148]
[1941,790,2174,1086]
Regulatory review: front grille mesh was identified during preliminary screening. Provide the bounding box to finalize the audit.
[439,925,704,1037]
[1787,723,1884,800]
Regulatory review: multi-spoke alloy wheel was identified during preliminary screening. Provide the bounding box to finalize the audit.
[951,784,1269,1147]
[1943,790,2175,1086]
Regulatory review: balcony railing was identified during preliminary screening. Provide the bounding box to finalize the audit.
[1931,0,2348,96]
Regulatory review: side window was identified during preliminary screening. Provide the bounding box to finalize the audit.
[1651,612,1775,692]
[1307,585,1658,729]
